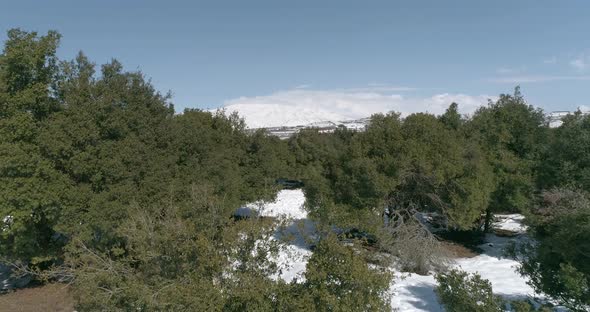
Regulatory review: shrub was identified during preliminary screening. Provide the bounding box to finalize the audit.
[378,220,451,275]
[510,300,554,312]
[515,189,590,311]
[435,269,503,312]
[302,234,392,311]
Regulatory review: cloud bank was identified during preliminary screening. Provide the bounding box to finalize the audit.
[221,89,495,128]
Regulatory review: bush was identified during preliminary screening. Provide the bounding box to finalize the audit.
[435,269,503,312]
[511,300,534,312]
[515,189,590,311]
[378,219,451,275]
[301,234,392,311]
[510,300,554,312]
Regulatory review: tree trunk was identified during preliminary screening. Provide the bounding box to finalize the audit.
[483,208,493,233]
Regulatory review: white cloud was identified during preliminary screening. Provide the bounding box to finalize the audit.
[570,54,589,71]
[220,89,494,128]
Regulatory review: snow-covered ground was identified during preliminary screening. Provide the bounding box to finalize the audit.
[237,190,314,282]
[391,232,535,311]
[237,190,308,220]
[240,190,538,311]
[494,214,528,233]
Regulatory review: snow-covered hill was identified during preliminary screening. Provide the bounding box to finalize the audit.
[221,103,356,129]
[218,90,495,129]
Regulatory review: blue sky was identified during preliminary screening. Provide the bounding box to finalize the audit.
[1,0,589,113]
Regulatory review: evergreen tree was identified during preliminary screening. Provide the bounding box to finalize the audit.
[466,87,546,229]
[0,29,71,261]
[538,111,590,191]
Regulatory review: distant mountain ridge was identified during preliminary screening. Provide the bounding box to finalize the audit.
[217,102,373,138]
[248,118,371,139]
[220,103,365,129]
[220,101,589,136]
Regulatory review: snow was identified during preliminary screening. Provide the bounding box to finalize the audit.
[219,90,494,129]
[390,229,536,311]
[237,191,539,311]
[308,121,338,128]
[220,103,353,129]
[391,249,534,311]
[272,239,312,283]
[236,189,308,220]
[341,122,367,130]
[390,273,442,312]
[494,214,528,233]
[256,190,308,219]
[1,215,13,232]
[237,189,313,283]
[457,255,533,298]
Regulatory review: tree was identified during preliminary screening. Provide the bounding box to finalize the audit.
[537,112,590,192]
[515,189,590,311]
[299,234,391,311]
[436,269,503,312]
[0,28,61,119]
[0,29,71,262]
[439,102,462,130]
[466,87,547,230]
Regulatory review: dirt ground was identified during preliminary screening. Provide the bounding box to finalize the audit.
[0,284,75,312]
[440,240,478,258]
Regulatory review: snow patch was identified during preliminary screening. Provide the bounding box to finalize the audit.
[237,189,307,220]
[456,254,534,298]
[236,189,313,283]
[494,214,528,233]
[238,191,538,311]
[390,272,443,311]
[390,215,537,311]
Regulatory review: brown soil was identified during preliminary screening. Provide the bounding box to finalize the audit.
[440,240,479,258]
[0,284,75,312]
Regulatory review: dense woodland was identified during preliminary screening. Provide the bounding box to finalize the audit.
[1,29,589,311]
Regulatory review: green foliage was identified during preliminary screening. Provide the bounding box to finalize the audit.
[69,188,282,311]
[510,300,535,312]
[516,189,590,311]
[0,28,394,312]
[297,234,391,311]
[510,300,554,312]
[0,142,72,260]
[435,269,503,312]
[0,26,293,274]
[297,108,495,231]
[439,102,462,130]
[0,29,71,262]
[0,28,61,119]
[398,112,494,228]
[466,87,546,214]
[69,203,225,311]
[538,112,590,191]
